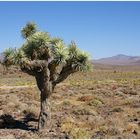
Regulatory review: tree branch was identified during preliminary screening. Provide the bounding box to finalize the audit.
[20,60,48,76]
[53,64,77,85]
[48,60,59,81]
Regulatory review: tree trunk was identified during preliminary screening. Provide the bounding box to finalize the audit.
[35,69,53,131]
[38,90,51,130]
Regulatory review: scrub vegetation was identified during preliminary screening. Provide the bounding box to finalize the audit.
[0,63,140,138]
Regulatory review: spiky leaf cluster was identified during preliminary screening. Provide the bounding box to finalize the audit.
[21,22,37,39]
[52,41,68,64]
[67,42,91,71]
[2,48,15,67]
[22,32,51,60]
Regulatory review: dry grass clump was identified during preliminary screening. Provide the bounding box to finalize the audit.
[61,122,91,138]
[123,123,140,137]
[121,97,140,108]
[61,100,71,106]
[22,105,39,119]
[60,116,92,138]
[88,98,104,107]
[96,126,121,137]
[77,95,93,102]
[121,88,138,95]
[110,107,123,113]
[73,106,97,116]
[69,128,91,139]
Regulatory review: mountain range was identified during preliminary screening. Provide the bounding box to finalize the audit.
[94,54,140,66]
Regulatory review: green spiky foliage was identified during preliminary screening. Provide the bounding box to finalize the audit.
[3,23,91,78]
[21,22,37,39]
[2,48,15,67]
[2,22,92,130]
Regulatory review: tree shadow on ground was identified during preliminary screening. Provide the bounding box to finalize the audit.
[0,114,38,131]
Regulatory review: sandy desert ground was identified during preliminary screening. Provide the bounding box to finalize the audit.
[0,64,140,138]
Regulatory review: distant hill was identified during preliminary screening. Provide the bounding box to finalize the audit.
[94,54,140,66]
[0,53,4,63]
[0,53,3,62]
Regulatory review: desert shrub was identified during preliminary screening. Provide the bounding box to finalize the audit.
[62,100,71,106]
[73,107,97,116]
[122,98,140,108]
[88,98,103,107]
[61,122,74,133]
[61,116,75,133]
[123,123,139,136]
[77,95,93,102]
[98,126,120,136]
[23,106,39,119]
[61,117,91,139]
[70,128,91,139]
[110,107,123,113]
[122,88,137,95]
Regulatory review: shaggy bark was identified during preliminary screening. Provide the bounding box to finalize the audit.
[21,61,77,130]
[53,64,76,85]
[35,69,53,130]
[38,89,51,130]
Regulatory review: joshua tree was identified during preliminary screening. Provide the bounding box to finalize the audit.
[2,22,91,130]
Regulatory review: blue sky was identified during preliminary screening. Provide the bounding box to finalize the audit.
[0,2,140,59]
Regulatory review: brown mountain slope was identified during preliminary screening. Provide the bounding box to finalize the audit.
[94,54,140,66]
